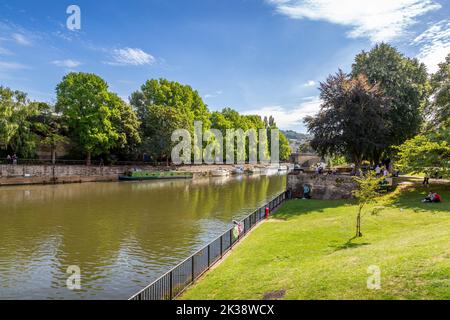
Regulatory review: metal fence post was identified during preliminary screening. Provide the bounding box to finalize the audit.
[191,256,195,282]
[230,229,233,247]
[207,245,211,268]
[169,271,173,300]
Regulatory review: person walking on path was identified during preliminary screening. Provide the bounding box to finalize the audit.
[375,165,381,176]
[423,173,430,186]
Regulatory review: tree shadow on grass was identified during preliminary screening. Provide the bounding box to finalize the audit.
[273,199,354,220]
[387,184,450,214]
[329,237,371,252]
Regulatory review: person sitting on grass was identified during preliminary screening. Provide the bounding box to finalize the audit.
[422,191,442,203]
[433,192,442,203]
[303,184,311,199]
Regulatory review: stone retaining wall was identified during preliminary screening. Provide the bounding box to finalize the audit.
[0,164,268,186]
[0,165,127,186]
[287,172,357,200]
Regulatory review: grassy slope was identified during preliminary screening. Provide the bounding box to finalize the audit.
[181,185,450,300]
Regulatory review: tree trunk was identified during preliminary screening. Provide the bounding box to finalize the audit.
[86,152,91,166]
[354,155,363,176]
[356,206,363,237]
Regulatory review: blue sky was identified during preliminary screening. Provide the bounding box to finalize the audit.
[0,0,449,132]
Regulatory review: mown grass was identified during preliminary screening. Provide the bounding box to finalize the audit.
[181,185,450,300]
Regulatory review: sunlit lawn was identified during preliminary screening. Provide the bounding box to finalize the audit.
[181,185,450,300]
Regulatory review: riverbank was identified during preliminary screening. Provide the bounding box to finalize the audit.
[0,164,279,186]
[180,185,450,300]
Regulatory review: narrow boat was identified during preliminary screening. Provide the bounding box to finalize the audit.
[119,171,193,181]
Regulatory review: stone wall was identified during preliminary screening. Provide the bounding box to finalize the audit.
[287,172,357,200]
[0,164,266,186]
[0,165,130,186]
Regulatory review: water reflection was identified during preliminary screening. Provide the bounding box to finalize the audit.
[0,175,286,299]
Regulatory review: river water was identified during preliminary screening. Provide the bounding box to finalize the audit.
[0,174,286,299]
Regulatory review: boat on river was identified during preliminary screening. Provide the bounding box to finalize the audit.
[211,168,230,177]
[231,166,244,175]
[261,165,280,176]
[119,170,193,181]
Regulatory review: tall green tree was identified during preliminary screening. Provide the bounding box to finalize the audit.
[30,102,68,164]
[395,54,450,179]
[396,125,450,179]
[305,71,390,171]
[0,87,42,157]
[279,133,291,161]
[0,86,21,150]
[140,105,192,164]
[427,53,449,128]
[131,78,210,128]
[108,93,141,159]
[131,78,210,162]
[352,43,429,151]
[56,72,121,165]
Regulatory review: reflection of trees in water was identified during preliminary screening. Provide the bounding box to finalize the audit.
[0,175,286,299]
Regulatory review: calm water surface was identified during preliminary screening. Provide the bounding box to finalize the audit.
[0,174,286,299]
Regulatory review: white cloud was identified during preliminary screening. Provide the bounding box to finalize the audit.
[0,46,12,55]
[304,80,316,87]
[51,59,82,68]
[243,96,322,130]
[412,20,450,73]
[267,0,441,42]
[0,61,28,70]
[204,90,223,99]
[12,33,32,46]
[107,47,155,66]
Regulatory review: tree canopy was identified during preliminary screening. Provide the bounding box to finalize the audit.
[56,72,139,164]
[395,53,450,178]
[352,43,429,148]
[131,80,291,163]
[2,76,290,164]
[0,87,42,157]
[395,125,449,179]
[305,71,390,169]
[427,53,450,128]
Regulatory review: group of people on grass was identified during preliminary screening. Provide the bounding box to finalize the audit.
[422,191,442,203]
[375,165,390,177]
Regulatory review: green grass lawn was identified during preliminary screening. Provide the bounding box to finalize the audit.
[181,185,450,300]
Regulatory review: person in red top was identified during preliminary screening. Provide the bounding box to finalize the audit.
[422,191,443,203]
[433,193,442,203]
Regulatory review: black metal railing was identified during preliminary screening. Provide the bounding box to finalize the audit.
[129,192,286,300]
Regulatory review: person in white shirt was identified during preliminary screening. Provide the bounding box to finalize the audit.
[375,165,381,176]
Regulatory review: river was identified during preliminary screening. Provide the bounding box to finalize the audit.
[0,174,286,299]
